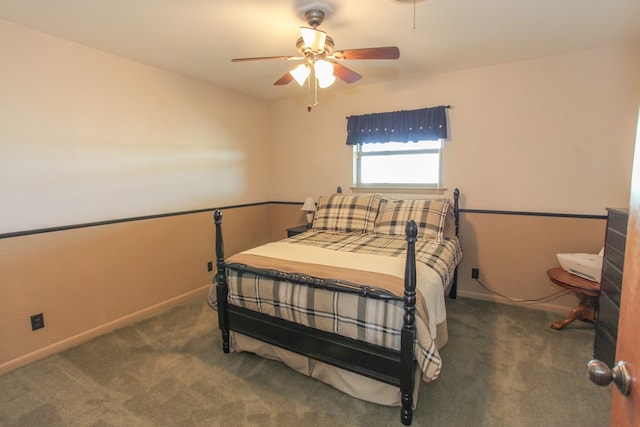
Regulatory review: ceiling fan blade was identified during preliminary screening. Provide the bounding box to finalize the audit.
[232,55,298,62]
[333,46,400,60]
[273,72,294,86]
[332,62,362,84]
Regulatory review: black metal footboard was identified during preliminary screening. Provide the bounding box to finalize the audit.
[214,210,419,425]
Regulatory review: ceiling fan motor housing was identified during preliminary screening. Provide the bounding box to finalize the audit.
[305,9,325,27]
[297,1,334,26]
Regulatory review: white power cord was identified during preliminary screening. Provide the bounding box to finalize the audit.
[473,277,572,303]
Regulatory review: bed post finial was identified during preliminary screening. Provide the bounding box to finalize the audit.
[214,209,230,353]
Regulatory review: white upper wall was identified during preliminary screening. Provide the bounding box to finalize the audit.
[2,16,639,233]
[0,19,271,234]
[269,41,640,215]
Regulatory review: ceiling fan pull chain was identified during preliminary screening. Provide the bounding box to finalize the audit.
[311,67,320,112]
[307,67,313,112]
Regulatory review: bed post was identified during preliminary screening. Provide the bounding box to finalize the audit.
[448,188,460,299]
[400,219,418,426]
[214,210,230,353]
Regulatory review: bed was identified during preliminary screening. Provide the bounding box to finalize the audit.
[207,189,462,425]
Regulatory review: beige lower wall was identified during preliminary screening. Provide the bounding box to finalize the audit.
[269,203,309,241]
[0,204,273,375]
[0,203,608,374]
[457,211,607,314]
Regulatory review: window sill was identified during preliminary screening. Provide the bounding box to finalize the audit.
[349,186,447,195]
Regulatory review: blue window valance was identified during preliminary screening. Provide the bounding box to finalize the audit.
[345,105,449,145]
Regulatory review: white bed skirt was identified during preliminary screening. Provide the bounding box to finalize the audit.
[229,320,448,409]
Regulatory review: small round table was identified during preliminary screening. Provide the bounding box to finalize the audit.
[547,267,601,330]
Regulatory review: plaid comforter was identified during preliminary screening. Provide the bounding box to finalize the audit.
[286,229,462,288]
[216,230,462,382]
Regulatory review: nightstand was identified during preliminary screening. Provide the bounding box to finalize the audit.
[286,224,310,237]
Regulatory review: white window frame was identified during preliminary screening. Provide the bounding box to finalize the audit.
[352,139,444,190]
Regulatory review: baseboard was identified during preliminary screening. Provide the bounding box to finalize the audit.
[456,290,572,316]
[0,285,210,376]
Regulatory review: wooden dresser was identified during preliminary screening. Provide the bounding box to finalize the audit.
[594,208,629,367]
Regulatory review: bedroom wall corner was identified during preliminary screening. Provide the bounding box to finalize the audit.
[0,204,273,375]
[267,41,640,316]
[268,203,308,241]
[0,18,275,375]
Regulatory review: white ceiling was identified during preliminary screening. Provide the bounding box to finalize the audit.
[1,0,639,101]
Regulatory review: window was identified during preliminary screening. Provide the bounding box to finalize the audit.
[345,106,449,189]
[353,139,443,188]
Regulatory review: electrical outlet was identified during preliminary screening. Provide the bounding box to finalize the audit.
[207,261,213,272]
[31,313,45,331]
[471,268,480,279]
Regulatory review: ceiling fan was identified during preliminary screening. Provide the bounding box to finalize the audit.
[231,4,400,111]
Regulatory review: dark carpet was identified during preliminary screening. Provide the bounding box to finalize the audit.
[0,297,610,426]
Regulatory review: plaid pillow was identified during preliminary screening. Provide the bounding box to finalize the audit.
[374,198,450,242]
[312,194,382,233]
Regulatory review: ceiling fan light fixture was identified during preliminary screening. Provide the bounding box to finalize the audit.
[300,27,326,52]
[290,64,311,86]
[314,59,335,88]
[317,73,336,89]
